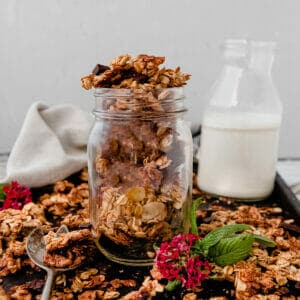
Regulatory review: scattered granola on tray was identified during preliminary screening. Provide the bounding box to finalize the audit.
[0,169,299,299]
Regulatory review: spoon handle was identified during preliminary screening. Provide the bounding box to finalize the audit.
[41,269,57,300]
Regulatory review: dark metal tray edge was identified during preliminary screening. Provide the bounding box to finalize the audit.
[192,159,300,221]
[273,172,300,220]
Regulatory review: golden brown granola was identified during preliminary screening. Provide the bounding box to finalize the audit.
[43,229,92,268]
[119,276,164,300]
[89,114,187,256]
[182,293,197,300]
[81,54,190,90]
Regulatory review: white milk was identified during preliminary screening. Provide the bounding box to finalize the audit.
[197,112,281,200]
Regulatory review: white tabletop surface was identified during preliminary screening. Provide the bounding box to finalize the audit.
[0,153,299,200]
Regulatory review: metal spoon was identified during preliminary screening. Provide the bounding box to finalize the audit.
[26,225,76,300]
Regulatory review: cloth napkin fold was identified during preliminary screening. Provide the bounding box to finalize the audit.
[1,102,91,187]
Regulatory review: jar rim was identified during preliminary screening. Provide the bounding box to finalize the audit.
[92,87,187,117]
[93,86,184,97]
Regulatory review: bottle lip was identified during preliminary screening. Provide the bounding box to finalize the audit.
[222,39,277,57]
[223,39,276,47]
[249,40,276,50]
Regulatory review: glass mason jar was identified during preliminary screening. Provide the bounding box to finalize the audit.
[197,40,282,201]
[88,87,193,266]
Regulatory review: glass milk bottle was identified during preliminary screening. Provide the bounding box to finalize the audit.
[197,40,282,200]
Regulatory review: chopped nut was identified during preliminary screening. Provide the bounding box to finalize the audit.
[111,54,132,69]
[10,286,31,300]
[81,74,95,90]
[78,290,97,300]
[142,202,167,223]
[80,268,99,280]
[147,251,156,259]
[154,155,172,169]
[103,291,120,299]
[95,158,109,175]
[55,274,67,286]
[126,187,146,203]
[159,132,173,152]
[183,293,197,300]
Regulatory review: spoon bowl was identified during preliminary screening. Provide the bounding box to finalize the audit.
[26,225,77,300]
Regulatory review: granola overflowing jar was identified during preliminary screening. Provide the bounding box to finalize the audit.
[88,87,193,266]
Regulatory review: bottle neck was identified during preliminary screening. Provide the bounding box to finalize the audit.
[223,40,275,74]
[209,41,281,114]
[248,49,274,74]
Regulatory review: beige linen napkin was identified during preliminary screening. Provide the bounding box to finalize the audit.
[1,102,91,187]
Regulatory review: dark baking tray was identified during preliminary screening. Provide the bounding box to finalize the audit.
[193,169,300,222]
[2,169,300,299]
[192,150,300,221]
[273,172,300,220]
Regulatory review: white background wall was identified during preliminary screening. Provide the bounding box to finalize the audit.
[0,0,299,157]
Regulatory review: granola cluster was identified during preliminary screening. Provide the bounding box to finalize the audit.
[0,203,46,277]
[0,170,299,299]
[81,54,190,90]
[43,229,92,268]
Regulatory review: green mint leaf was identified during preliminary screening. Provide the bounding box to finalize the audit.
[252,234,276,247]
[165,279,181,291]
[0,183,7,200]
[208,233,254,266]
[195,224,250,255]
[190,198,202,234]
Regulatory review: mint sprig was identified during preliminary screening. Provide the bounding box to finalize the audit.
[252,234,276,247]
[190,202,276,266]
[207,233,255,266]
[190,198,202,234]
[194,223,250,255]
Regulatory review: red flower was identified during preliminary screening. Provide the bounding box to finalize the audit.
[0,181,32,210]
[154,233,211,290]
[185,256,211,289]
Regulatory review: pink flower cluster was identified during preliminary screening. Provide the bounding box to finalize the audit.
[155,233,211,289]
[0,181,32,210]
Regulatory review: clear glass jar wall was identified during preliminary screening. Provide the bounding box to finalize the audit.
[88,88,193,266]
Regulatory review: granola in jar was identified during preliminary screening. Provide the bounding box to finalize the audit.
[81,54,192,265]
